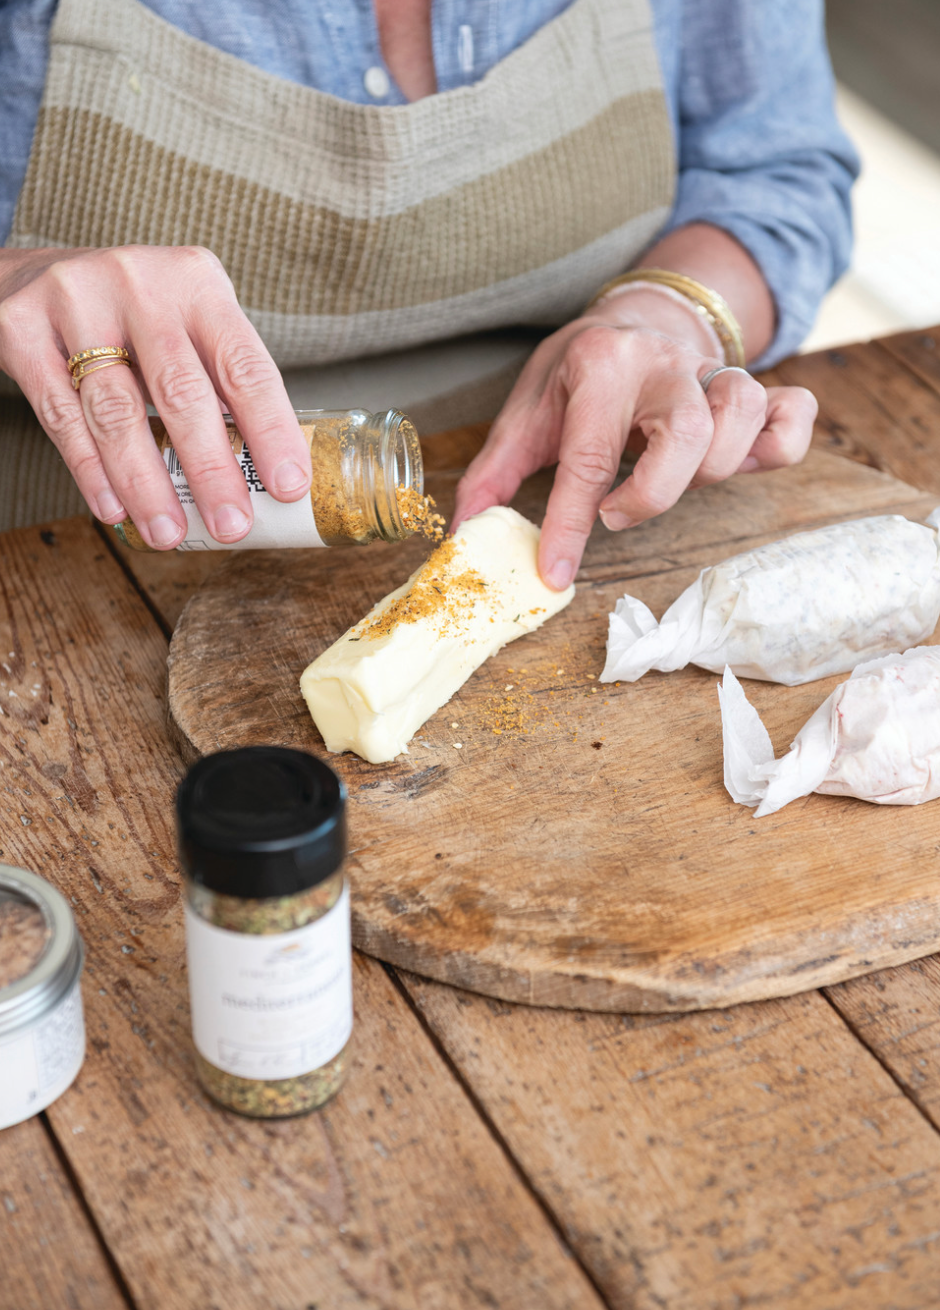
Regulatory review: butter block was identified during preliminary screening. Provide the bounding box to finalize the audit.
[300,506,575,763]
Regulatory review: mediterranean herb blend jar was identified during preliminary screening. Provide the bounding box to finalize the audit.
[178,746,353,1117]
[0,865,85,1131]
[117,409,427,551]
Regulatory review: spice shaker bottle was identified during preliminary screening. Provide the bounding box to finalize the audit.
[116,408,426,551]
[178,746,352,1117]
[0,865,86,1131]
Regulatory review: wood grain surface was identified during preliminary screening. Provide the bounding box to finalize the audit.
[403,971,940,1309]
[167,441,940,1012]
[0,518,605,1310]
[0,1115,129,1310]
[771,334,940,496]
[4,331,940,1309]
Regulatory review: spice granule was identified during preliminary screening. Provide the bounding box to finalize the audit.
[396,486,446,541]
[356,538,490,641]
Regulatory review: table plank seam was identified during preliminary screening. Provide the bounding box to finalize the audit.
[387,963,616,1310]
[820,989,940,1138]
[94,519,174,642]
[38,1112,139,1310]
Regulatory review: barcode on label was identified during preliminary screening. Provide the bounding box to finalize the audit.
[164,446,184,479]
[240,447,266,493]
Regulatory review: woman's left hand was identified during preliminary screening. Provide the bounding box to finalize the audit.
[452,291,817,591]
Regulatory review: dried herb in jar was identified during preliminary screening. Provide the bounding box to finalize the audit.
[116,409,433,551]
[178,747,352,1118]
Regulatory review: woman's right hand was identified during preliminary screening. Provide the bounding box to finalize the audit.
[0,245,312,548]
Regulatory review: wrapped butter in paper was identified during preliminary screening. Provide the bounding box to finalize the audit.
[719,649,940,817]
[601,511,940,686]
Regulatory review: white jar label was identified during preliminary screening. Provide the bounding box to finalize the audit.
[163,441,325,551]
[184,884,353,1081]
[0,984,86,1130]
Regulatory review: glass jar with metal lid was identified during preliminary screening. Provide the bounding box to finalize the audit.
[0,865,86,1131]
[116,409,432,552]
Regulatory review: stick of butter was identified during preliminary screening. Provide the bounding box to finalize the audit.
[300,506,575,763]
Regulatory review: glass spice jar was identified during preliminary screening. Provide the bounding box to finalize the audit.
[177,746,352,1118]
[116,409,426,551]
[0,865,86,1130]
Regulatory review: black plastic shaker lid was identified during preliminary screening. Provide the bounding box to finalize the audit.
[176,746,346,898]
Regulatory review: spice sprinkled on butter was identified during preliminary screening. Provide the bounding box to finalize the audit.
[355,538,488,641]
[301,506,576,763]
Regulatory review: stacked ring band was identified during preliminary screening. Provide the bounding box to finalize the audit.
[699,365,751,394]
[67,346,132,390]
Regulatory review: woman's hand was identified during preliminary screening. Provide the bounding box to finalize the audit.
[452,288,817,591]
[0,245,312,549]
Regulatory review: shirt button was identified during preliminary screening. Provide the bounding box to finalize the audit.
[364,66,390,99]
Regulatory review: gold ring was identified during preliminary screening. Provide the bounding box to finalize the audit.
[70,356,134,390]
[67,345,130,373]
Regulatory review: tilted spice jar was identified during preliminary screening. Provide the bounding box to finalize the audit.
[0,865,85,1131]
[177,746,352,1117]
[116,408,426,551]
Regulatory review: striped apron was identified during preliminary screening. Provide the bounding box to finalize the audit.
[2,0,675,525]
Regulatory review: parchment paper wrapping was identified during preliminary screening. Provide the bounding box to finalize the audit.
[719,649,940,817]
[601,511,940,686]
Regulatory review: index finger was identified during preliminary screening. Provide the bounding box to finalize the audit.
[537,386,632,590]
[191,292,312,502]
[452,391,561,529]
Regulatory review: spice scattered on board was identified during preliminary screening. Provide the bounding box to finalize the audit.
[480,645,610,742]
[0,897,49,989]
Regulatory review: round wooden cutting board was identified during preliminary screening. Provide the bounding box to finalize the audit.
[167,433,940,1011]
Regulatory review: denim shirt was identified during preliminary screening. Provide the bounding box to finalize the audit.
[0,0,858,367]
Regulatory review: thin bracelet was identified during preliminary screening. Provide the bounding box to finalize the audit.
[589,280,726,361]
[584,267,746,368]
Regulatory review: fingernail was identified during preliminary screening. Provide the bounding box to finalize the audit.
[738,455,760,473]
[149,514,184,547]
[599,508,633,532]
[273,460,310,497]
[214,504,251,540]
[544,559,575,591]
[97,490,125,522]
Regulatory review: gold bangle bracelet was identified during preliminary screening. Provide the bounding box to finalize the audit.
[584,267,746,368]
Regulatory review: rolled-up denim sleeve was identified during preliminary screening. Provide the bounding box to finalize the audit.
[661,0,860,368]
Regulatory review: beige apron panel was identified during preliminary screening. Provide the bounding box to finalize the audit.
[35,0,669,210]
[9,0,675,366]
[2,0,674,529]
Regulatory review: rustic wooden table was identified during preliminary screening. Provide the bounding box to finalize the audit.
[3,328,940,1310]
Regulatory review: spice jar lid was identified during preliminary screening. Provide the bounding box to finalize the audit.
[176,747,346,898]
[0,865,84,1039]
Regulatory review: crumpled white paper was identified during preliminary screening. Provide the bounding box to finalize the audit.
[601,511,940,686]
[719,649,940,817]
